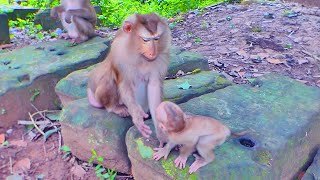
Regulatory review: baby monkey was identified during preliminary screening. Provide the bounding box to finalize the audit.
[153,101,233,174]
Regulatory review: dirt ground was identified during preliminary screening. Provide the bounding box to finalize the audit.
[1,0,319,179]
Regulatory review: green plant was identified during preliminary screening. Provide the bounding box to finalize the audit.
[89,149,117,180]
[251,26,262,32]
[30,88,41,102]
[194,37,202,43]
[9,14,45,40]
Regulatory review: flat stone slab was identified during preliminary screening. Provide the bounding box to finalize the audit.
[59,72,231,174]
[55,47,210,106]
[302,149,320,180]
[0,5,39,20]
[126,73,320,180]
[0,37,110,128]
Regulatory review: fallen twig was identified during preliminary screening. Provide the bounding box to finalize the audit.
[9,157,13,174]
[18,120,49,125]
[28,112,45,136]
[302,50,320,61]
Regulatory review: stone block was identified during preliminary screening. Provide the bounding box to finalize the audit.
[0,14,10,44]
[0,37,110,129]
[126,73,320,180]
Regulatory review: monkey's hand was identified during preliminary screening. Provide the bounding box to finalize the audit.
[174,155,188,169]
[153,147,170,161]
[132,107,151,138]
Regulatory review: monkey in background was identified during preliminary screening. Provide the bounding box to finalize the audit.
[87,13,172,146]
[50,0,99,44]
[153,101,246,174]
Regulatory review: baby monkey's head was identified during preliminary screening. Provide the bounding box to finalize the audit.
[156,101,186,133]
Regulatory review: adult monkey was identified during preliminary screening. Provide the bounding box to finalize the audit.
[87,13,172,147]
[50,0,98,43]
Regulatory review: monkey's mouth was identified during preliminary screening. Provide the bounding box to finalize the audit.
[142,54,157,62]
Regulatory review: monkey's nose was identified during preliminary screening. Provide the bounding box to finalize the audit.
[146,53,157,61]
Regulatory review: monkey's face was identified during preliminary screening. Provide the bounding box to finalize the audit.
[123,13,168,62]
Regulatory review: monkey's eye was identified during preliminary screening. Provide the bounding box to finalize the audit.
[154,36,160,41]
[142,37,150,42]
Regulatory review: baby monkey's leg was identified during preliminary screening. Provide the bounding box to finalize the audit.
[174,145,195,169]
[189,135,226,174]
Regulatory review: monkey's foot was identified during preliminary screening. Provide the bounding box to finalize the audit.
[174,155,188,169]
[59,33,70,40]
[188,154,208,174]
[113,105,130,117]
[70,37,86,44]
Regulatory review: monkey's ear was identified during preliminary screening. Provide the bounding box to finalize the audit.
[123,21,132,33]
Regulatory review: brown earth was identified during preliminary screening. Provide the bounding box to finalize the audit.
[0,0,319,179]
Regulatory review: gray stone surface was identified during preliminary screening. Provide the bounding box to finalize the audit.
[302,149,320,180]
[55,47,210,105]
[0,5,39,20]
[59,72,231,174]
[0,14,10,44]
[0,37,110,128]
[126,73,320,180]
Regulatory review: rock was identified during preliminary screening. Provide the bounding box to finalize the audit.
[60,98,134,174]
[55,47,210,106]
[0,5,39,20]
[60,71,231,174]
[0,37,110,128]
[126,73,320,179]
[34,9,63,31]
[34,6,102,30]
[0,14,10,44]
[302,150,320,180]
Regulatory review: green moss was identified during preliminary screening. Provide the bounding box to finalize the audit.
[192,68,201,74]
[161,155,198,180]
[135,138,153,159]
[253,150,272,166]
[216,76,231,86]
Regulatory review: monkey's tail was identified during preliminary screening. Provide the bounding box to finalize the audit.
[231,130,249,137]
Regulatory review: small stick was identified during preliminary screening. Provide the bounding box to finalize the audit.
[58,131,62,153]
[9,157,13,174]
[302,50,320,61]
[29,112,45,136]
[18,120,49,125]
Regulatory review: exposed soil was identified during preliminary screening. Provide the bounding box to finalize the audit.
[1,0,319,179]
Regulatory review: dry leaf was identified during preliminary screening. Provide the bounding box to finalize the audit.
[231,66,244,72]
[236,50,249,59]
[10,140,27,147]
[13,158,31,173]
[71,164,86,178]
[267,58,284,64]
[238,71,246,77]
[0,134,5,144]
[184,42,192,48]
